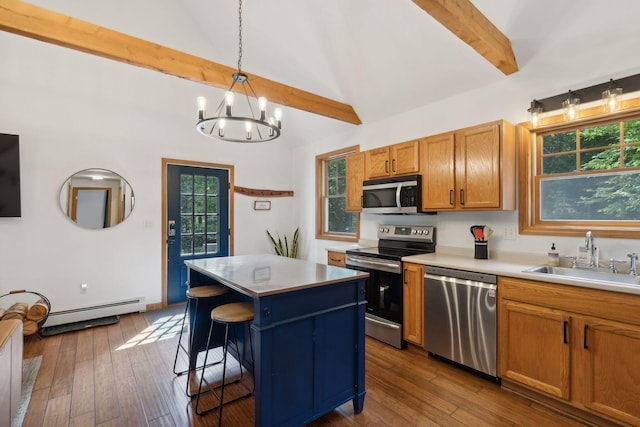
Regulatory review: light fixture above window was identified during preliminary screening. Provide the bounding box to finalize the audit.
[562,90,580,121]
[195,0,282,143]
[527,100,543,126]
[602,78,623,113]
[525,73,640,125]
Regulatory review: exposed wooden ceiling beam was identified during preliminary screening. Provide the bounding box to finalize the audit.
[0,0,362,125]
[412,0,519,75]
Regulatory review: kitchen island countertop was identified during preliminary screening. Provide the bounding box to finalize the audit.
[186,253,368,297]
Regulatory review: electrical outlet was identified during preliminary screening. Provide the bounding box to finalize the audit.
[503,227,516,240]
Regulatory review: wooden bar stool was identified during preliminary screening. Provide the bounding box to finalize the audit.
[195,301,255,423]
[172,285,228,397]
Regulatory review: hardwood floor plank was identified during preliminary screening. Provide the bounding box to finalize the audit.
[70,410,96,427]
[75,327,94,362]
[70,358,95,418]
[20,312,596,427]
[49,345,76,398]
[21,387,50,427]
[115,371,150,426]
[94,358,121,424]
[32,334,62,391]
[43,394,72,427]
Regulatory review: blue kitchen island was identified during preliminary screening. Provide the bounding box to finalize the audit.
[185,254,368,427]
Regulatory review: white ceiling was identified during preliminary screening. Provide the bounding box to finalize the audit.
[25,0,640,145]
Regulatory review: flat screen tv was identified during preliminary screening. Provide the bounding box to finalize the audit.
[0,133,21,217]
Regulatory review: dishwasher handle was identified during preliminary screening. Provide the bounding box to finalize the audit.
[423,265,497,284]
[424,273,497,291]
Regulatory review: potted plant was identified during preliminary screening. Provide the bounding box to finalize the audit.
[266,227,300,258]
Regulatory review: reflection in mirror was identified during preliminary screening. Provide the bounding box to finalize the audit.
[60,168,135,229]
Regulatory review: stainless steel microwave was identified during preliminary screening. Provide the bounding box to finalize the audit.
[361,174,421,214]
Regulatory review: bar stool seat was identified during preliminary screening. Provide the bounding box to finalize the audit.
[172,285,228,397]
[195,301,255,422]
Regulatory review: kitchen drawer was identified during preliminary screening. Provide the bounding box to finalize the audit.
[327,251,346,267]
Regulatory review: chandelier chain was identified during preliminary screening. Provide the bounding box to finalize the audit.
[237,0,243,72]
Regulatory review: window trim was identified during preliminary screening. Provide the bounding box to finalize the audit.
[519,96,640,238]
[315,145,360,242]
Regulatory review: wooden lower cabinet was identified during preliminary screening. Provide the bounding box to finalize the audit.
[576,316,640,425]
[500,300,571,400]
[498,277,640,426]
[327,251,346,267]
[402,262,423,346]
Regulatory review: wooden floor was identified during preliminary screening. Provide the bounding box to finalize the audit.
[20,309,591,427]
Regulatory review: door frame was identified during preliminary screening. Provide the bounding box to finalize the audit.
[161,158,235,308]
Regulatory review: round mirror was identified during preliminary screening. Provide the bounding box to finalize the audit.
[59,168,135,229]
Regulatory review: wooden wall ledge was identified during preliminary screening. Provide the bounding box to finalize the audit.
[234,186,294,197]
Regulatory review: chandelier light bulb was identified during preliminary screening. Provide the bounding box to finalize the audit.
[245,121,252,140]
[218,118,226,137]
[274,108,283,128]
[225,91,234,116]
[258,97,267,119]
[197,96,207,120]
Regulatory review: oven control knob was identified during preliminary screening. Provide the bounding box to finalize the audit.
[423,229,430,235]
[411,229,417,234]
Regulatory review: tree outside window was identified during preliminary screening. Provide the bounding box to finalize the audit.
[316,147,359,241]
[539,119,640,221]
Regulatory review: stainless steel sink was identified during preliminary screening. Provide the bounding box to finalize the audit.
[523,265,640,287]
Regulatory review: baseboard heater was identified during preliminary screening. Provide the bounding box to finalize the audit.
[43,297,146,327]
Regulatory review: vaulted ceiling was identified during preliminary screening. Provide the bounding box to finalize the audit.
[2,0,640,145]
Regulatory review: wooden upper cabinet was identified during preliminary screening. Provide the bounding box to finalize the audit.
[365,140,419,179]
[420,120,516,211]
[420,132,456,210]
[346,152,365,212]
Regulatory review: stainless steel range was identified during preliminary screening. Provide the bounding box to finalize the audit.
[345,224,436,349]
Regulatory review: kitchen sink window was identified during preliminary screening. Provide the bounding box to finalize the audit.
[315,146,359,241]
[520,99,640,238]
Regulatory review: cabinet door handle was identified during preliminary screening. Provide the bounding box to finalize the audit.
[392,159,396,173]
[385,160,389,174]
[460,189,465,205]
[584,325,589,349]
[403,268,408,284]
[449,189,454,205]
[563,320,568,344]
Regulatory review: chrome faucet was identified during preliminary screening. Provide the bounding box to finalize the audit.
[628,253,638,276]
[585,231,597,268]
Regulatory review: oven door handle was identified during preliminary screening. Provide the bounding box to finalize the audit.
[347,255,401,271]
[366,316,400,330]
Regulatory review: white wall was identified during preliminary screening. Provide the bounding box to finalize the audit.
[0,33,296,310]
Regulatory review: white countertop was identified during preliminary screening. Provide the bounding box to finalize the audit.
[325,240,377,253]
[403,250,640,296]
[186,254,369,297]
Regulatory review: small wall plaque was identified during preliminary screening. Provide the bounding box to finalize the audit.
[254,200,271,210]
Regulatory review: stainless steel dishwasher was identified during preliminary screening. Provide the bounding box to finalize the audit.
[423,265,498,379]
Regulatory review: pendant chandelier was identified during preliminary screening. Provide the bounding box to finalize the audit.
[196,0,282,142]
